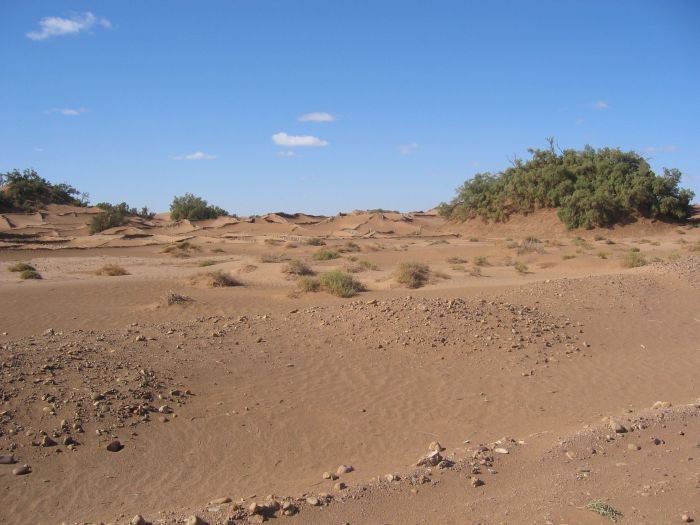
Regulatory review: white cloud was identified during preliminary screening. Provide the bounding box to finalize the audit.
[27,12,111,41]
[173,151,217,161]
[272,132,328,147]
[298,112,336,122]
[593,100,609,110]
[644,145,678,153]
[277,150,299,157]
[49,107,87,116]
[399,143,418,155]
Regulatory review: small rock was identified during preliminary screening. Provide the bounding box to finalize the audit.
[681,514,692,523]
[627,443,641,451]
[470,477,484,487]
[135,335,147,342]
[336,464,353,476]
[106,440,123,452]
[131,516,147,525]
[428,441,445,452]
[494,447,509,454]
[248,515,265,524]
[185,517,204,525]
[210,497,231,505]
[322,471,337,480]
[40,436,56,447]
[609,419,627,433]
[0,455,16,464]
[12,465,31,475]
[652,401,672,409]
[306,496,320,506]
[334,481,346,491]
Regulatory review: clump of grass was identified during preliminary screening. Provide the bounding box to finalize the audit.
[305,237,326,246]
[20,269,42,280]
[597,251,608,259]
[319,270,365,297]
[312,249,340,261]
[338,241,361,253]
[605,239,616,245]
[594,234,606,241]
[345,259,378,273]
[163,241,198,256]
[211,247,225,254]
[95,264,129,276]
[394,262,430,288]
[283,259,314,277]
[572,237,593,250]
[446,256,468,264]
[451,264,466,272]
[668,251,681,260]
[473,256,489,266]
[8,262,35,272]
[200,270,241,287]
[639,239,651,244]
[165,290,192,305]
[296,271,365,297]
[429,239,449,245]
[264,238,284,246]
[516,238,544,255]
[285,242,298,249]
[468,237,479,242]
[514,263,528,274]
[562,254,576,260]
[629,246,640,252]
[468,265,483,277]
[622,251,647,268]
[198,260,217,267]
[583,500,623,522]
[259,253,290,263]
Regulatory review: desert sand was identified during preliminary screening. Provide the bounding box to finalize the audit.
[1,205,699,525]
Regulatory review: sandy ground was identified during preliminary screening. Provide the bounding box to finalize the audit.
[1,207,699,525]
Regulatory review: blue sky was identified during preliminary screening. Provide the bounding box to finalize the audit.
[1,1,699,215]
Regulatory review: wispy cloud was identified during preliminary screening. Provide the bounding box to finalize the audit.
[593,100,609,110]
[173,151,217,161]
[644,145,678,153]
[399,143,418,155]
[277,150,300,157]
[48,107,88,116]
[272,132,328,147]
[27,12,112,41]
[298,112,336,123]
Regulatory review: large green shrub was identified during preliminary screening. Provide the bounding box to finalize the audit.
[438,142,694,229]
[0,169,87,212]
[170,193,228,221]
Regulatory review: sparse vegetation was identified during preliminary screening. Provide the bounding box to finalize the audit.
[446,256,468,264]
[469,265,483,276]
[19,269,42,280]
[312,249,340,261]
[198,270,241,287]
[95,264,129,276]
[305,237,326,246]
[296,271,365,297]
[338,241,361,253]
[170,193,228,221]
[438,141,694,229]
[562,254,576,260]
[345,259,379,273]
[259,253,290,263]
[198,260,217,267]
[394,262,430,288]
[473,256,489,266]
[7,262,35,272]
[597,251,609,259]
[514,263,528,274]
[165,290,192,305]
[283,259,314,277]
[583,500,623,522]
[622,250,647,268]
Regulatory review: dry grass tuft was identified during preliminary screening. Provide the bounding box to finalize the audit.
[283,259,314,277]
[622,251,647,268]
[394,262,430,288]
[19,269,42,280]
[165,290,192,305]
[95,264,129,276]
[312,249,340,261]
[8,262,35,273]
[195,270,242,287]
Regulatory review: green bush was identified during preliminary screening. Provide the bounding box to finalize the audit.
[622,251,647,268]
[283,259,314,276]
[438,142,694,229]
[89,202,154,234]
[394,262,430,288]
[297,276,321,293]
[318,270,365,297]
[0,169,87,212]
[170,193,228,221]
[514,263,528,274]
[19,269,42,280]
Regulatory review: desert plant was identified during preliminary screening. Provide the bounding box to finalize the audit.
[7,262,35,272]
[165,290,192,305]
[318,270,365,297]
[0,168,87,212]
[296,276,321,293]
[468,265,483,276]
[198,260,217,267]
[19,269,42,279]
[89,202,155,234]
[170,193,228,221]
[95,264,129,276]
[312,249,340,261]
[622,251,647,268]
[562,254,576,260]
[260,253,290,263]
[583,500,623,521]
[514,263,528,274]
[446,256,468,264]
[305,237,326,246]
[394,262,430,288]
[473,256,489,266]
[438,142,694,229]
[202,270,241,287]
[338,241,361,253]
[283,259,314,277]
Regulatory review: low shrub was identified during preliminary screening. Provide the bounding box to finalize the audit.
[260,253,290,263]
[305,237,326,246]
[8,262,35,272]
[318,270,365,297]
[20,269,42,280]
[95,264,129,276]
[296,276,321,293]
[312,249,340,261]
[200,270,241,287]
[473,256,489,266]
[283,259,314,277]
[170,193,228,221]
[446,257,468,264]
[198,260,217,267]
[394,262,430,288]
[622,251,647,268]
[514,263,528,274]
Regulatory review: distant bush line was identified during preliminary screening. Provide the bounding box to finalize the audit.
[438,141,695,229]
[0,169,87,212]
